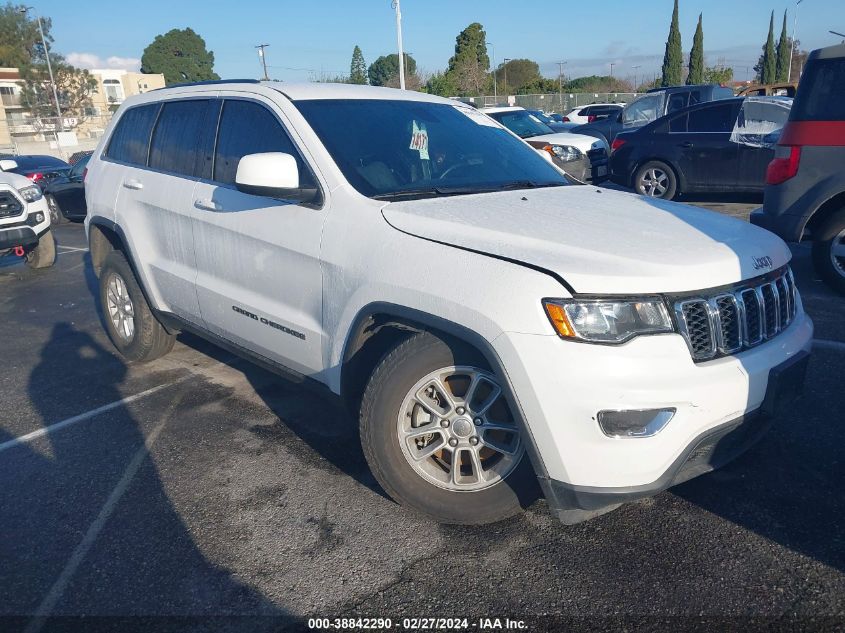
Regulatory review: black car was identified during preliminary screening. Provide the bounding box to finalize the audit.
[0,154,70,186]
[41,154,89,223]
[573,84,735,146]
[609,96,791,200]
[751,43,845,294]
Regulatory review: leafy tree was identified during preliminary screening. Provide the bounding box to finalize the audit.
[426,70,458,96]
[349,45,367,85]
[565,75,633,93]
[19,60,97,119]
[444,22,490,96]
[661,0,683,86]
[0,3,53,68]
[367,53,416,87]
[498,58,541,93]
[141,28,219,85]
[760,11,777,84]
[755,37,807,83]
[703,65,733,84]
[687,14,704,85]
[776,10,790,82]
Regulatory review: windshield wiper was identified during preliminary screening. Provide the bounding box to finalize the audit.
[373,186,482,201]
[496,180,561,191]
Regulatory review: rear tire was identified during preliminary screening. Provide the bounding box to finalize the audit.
[811,208,845,295]
[46,195,67,225]
[25,230,56,269]
[360,332,537,525]
[634,160,678,200]
[99,250,175,362]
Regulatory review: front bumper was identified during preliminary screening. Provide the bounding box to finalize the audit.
[0,197,51,250]
[493,309,813,520]
[750,207,806,243]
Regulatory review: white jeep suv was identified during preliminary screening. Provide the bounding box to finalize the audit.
[0,159,55,268]
[85,81,813,525]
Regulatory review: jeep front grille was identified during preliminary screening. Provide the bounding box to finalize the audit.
[0,191,24,220]
[674,268,797,362]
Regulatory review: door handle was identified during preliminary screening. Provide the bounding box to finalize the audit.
[122,179,144,190]
[194,199,223,212]
[678,141,694,148]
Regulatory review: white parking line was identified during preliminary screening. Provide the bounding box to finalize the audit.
[813,338,845,353]
[0,378,188,454]
[56,245,88,252]
[23,394,183,633]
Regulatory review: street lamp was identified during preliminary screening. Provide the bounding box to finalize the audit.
[486,41,496,102]
[557,61,567,111]
[788,0,804,82]
[391,0,406,90]
[20,6,63,131]
[503,58,511,95]
[632,65,642,91]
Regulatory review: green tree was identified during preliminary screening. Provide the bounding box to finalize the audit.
[445,22,490,96]
[687,13,705,85]
[703,65,733,84]
[349,45,367,84]
[760,11,777,84]
[755,36,806,83]
[498,58,541,93]
[776,10,790,82]
[141,28,219,85]
[367,53,416,87]
[565,75,633,93]
[0,3,53,67]
[426,71,458,96]
[19,60,97,119]
[661,0,683,86]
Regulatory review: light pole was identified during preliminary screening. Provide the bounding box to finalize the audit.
[391,0,406,90]
[609,62,616,79]
[788,0,804,82]
[503,58,511,95]
[486,41,496,102]
[255,44,270,80]
[21,6,63,131]
[632,65,642,91]
[557,61,567,111]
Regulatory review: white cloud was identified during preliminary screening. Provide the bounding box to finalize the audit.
[67,52,141,71]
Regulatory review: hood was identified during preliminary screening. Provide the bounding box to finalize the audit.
[0,170,35,189]
[525,132,606,152]
[382,186,791,295]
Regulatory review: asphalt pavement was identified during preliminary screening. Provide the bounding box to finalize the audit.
[1,199,843,632]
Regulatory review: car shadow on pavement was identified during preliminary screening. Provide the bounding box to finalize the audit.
[0,322,299,630]
[671,348,845,574]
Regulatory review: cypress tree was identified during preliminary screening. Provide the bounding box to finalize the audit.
[350,45,367,84]
[661,0,683,86]
[776,10,790,82]
[761,11,777,84]
[687,13,704,85]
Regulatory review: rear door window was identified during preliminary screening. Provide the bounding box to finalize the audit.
[213,99,316,188]
[106,103,160,165]
[791,58,845,121]
[149,99,210,177]
[687,102,737,133]
[667,93,688,114]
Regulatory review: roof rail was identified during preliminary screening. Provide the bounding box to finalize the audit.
[152,79,262,91]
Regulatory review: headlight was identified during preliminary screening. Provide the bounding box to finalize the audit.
[18,185,42,202]
[546,145,583,162]
[543,298,673,343]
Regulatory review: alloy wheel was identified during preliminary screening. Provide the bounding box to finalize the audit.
[106,272,135,342]
[830,228,845,278]
[397,366,523,492]
[639,168,669,197]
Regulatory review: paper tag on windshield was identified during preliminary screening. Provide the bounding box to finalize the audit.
[409,120,429,160]
[453,105,499,127]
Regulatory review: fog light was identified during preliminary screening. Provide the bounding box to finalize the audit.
[596,408,676,438]
[35,212,44,223]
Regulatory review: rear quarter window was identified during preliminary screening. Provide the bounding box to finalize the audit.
[106,104,160,165]
[791,58,845,121]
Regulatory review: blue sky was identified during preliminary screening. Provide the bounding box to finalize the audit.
[37,0,844,84]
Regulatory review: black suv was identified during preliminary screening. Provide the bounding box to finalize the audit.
[751,43,845,294]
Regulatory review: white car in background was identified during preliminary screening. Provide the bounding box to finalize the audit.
[0,159,55,268]
[481,106,609,182]
[562,103,624,124]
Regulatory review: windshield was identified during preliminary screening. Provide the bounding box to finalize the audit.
[484,109,555,138]
[294,99,568,200]
[622,93,665,127]
[527,110,554,125]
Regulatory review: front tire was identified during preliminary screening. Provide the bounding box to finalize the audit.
[25,230,56,269]
[811,208,845,295]
[46,195,67,225]
[360,332,537,524]
[634,160,678,200]
[99,250,175,362]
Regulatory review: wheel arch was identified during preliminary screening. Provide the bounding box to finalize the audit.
[339,302,550,482]
[804,190,845,239]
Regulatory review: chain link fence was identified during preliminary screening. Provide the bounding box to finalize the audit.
[463,92,643,113]
[0,114,112,161]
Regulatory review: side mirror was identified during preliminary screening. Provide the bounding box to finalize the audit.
[0,159,18,171]
[616,111,624,123]
[235,152,318,203]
